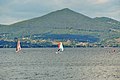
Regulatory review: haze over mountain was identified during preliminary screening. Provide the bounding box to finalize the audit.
[0,8,120,43]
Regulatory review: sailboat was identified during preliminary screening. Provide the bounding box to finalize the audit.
[16,39,21,53]
[56,42,64,54]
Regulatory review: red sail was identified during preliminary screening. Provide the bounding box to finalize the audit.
[58,42,61,48]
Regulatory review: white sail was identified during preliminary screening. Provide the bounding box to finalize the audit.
[16,39,21,52]
[60,42,64,51]
[58,42,64,51]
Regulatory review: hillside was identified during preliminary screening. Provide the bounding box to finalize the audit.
[0,8,120,47]
[94,17,120,29]
[1,9,118,38]
[9,8,115,31]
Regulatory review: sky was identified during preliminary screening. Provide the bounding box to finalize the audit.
[0,0,120,25]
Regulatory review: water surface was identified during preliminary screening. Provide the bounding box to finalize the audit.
[0,48,120,80]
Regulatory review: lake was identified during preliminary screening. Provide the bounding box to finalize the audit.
[0,48,120,80]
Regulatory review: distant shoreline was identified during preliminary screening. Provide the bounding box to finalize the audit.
[0,46,119,48]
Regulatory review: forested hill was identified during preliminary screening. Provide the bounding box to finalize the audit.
[9,8,119,31]
[0,8,120,47]
[94,17,120,28]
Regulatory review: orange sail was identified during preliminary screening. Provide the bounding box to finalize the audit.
[58,42,61,49]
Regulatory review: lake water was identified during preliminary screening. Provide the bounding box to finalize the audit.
[0,48,120,80]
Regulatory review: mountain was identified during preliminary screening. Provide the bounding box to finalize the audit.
[2,8,118,38]
[9,8,114,31]
[0,8,120,47]
[0,24,7,26]
[94,17,120,28]
[94,17,120,24]
[0,24,9,33]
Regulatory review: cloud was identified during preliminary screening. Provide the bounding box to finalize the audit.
[89,0,109,4]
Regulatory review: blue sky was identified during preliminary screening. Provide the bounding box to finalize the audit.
[0,0,120,25]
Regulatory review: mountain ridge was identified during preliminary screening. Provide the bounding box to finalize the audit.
[8,8,119,32]
[0,8,120,47]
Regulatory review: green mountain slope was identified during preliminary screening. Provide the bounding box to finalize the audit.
[8,8,114,33]
[0,8,120,42]
[94,17,120,29]
[0,24,9,33]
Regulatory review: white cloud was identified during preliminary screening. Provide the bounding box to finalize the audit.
[90,0,109,4]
